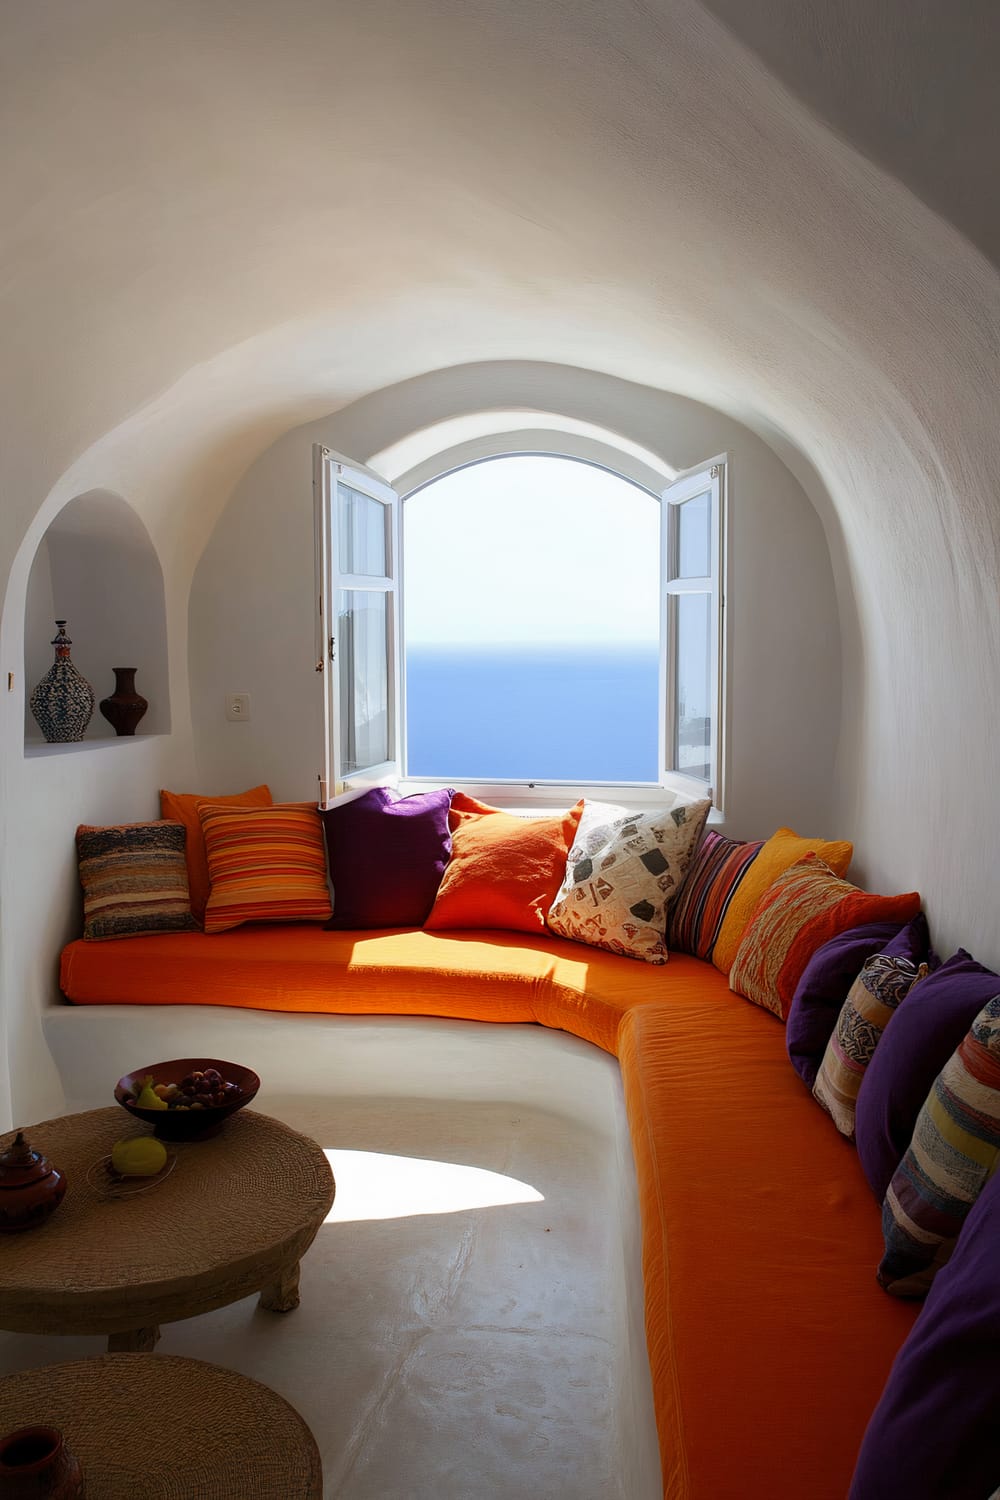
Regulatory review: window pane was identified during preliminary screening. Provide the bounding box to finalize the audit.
[338,590,389,773]
[675,592,711,780]
[403,456,660,782]
[677,489,711,578]
[337,483,388,577]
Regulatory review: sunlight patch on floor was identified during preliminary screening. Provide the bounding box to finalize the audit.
[322,1148,544,1223]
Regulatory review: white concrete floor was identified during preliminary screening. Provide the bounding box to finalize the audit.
[4,1018,661,1499]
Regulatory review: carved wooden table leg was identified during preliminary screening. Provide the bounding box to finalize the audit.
[107,1325,160,1353]
[259,1261,300,1313]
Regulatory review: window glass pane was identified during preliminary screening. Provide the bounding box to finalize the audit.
[675,592,711,780]
[338,590,389,773]
[337,483,388,577]
[403,456,660,782]
[677,489,711,578]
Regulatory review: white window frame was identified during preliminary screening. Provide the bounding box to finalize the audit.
[315,447,727,811]
[313,445,401,805]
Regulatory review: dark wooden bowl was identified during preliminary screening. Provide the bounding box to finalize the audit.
[114,1058,260,1140]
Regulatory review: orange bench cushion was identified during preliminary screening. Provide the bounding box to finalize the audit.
[620,997,918,1500]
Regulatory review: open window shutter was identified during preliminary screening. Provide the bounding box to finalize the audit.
[313,445,401,803]
[660,461,725,805]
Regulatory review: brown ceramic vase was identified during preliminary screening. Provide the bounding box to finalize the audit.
[0,1133,67,1234]
[98,667,148,736]
[0,1426,84,1497]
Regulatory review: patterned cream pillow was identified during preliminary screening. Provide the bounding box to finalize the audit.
[546,796,711,964]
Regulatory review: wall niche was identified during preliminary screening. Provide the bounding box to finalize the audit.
[23,490,170,751]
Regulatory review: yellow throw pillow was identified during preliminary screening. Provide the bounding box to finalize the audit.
[711,827,853,974]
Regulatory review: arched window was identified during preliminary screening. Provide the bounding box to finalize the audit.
[314,446,725,806]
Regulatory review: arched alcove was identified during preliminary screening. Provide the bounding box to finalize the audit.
[23,490,170,749]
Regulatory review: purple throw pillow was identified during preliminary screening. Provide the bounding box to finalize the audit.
[849,1166,1000,1500]
[855,949,1000,1202]
[785,913,935,1089]
[321,787,453,929]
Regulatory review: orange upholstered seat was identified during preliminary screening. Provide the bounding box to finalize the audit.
[59,926,917,1498]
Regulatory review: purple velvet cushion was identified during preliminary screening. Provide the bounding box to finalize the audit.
[786,913,934,1088]
[849,1166,1000,1500]
[320,787,453,929]
[855,948,1000,1201]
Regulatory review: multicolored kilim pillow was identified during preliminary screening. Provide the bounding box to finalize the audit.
[728,856,922,1021]
[878,994,1000,1298]
[199,802,332,934]
[813,953,928,1137]
[77,821,198,940]
[547,796,711,963]
[665,830,763,960]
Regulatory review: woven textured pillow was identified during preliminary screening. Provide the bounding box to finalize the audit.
[728,856,922,1021]
[665,830,763,960]
[711,827,854,974]
[160,783,272,923]
[812,954,927,1137]
[547,795,711,964]
[878,994,1000,1298]
[425,794,583,934]
[199,802,332,934]
[77,821,198,940]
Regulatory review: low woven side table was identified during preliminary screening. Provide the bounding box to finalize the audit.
[0,1354,322,1497]
[0,1108,335,1352]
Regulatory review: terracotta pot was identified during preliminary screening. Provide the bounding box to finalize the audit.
[0,1426,84,1497]
[98,667,148,737]
[0,1133,67,1234]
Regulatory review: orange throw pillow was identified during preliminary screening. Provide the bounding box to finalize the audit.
[199,802,332,934]
[729,855,922,1021]
[425,793,584,935]
[160,784,272,923]
[711,826,853,974]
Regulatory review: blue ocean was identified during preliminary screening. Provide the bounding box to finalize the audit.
[405,644,659,783]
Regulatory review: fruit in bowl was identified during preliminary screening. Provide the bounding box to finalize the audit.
[115,1058,260,1140]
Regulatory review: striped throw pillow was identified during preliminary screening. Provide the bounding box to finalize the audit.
[200,803,332,934]
[813,954,927,1137]
[878,994,1000,1298]
[666,830,763,960]
[728,856,922,1021]
[77,822,198,940]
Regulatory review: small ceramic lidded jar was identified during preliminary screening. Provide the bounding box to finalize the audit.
[0,1426,84,1498]
[28,621,95,744]
[0,1133,67,1234]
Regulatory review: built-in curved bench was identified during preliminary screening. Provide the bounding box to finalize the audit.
[58,925,919,1499]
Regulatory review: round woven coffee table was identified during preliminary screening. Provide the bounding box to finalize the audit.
[0,1108,335,1352]
[0,1353,322,1497]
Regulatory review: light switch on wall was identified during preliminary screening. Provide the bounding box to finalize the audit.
[225,692,251,722]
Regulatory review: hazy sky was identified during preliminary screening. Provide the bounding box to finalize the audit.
[403,455,660,646]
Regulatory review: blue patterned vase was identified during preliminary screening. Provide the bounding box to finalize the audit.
[29,621,95,743]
